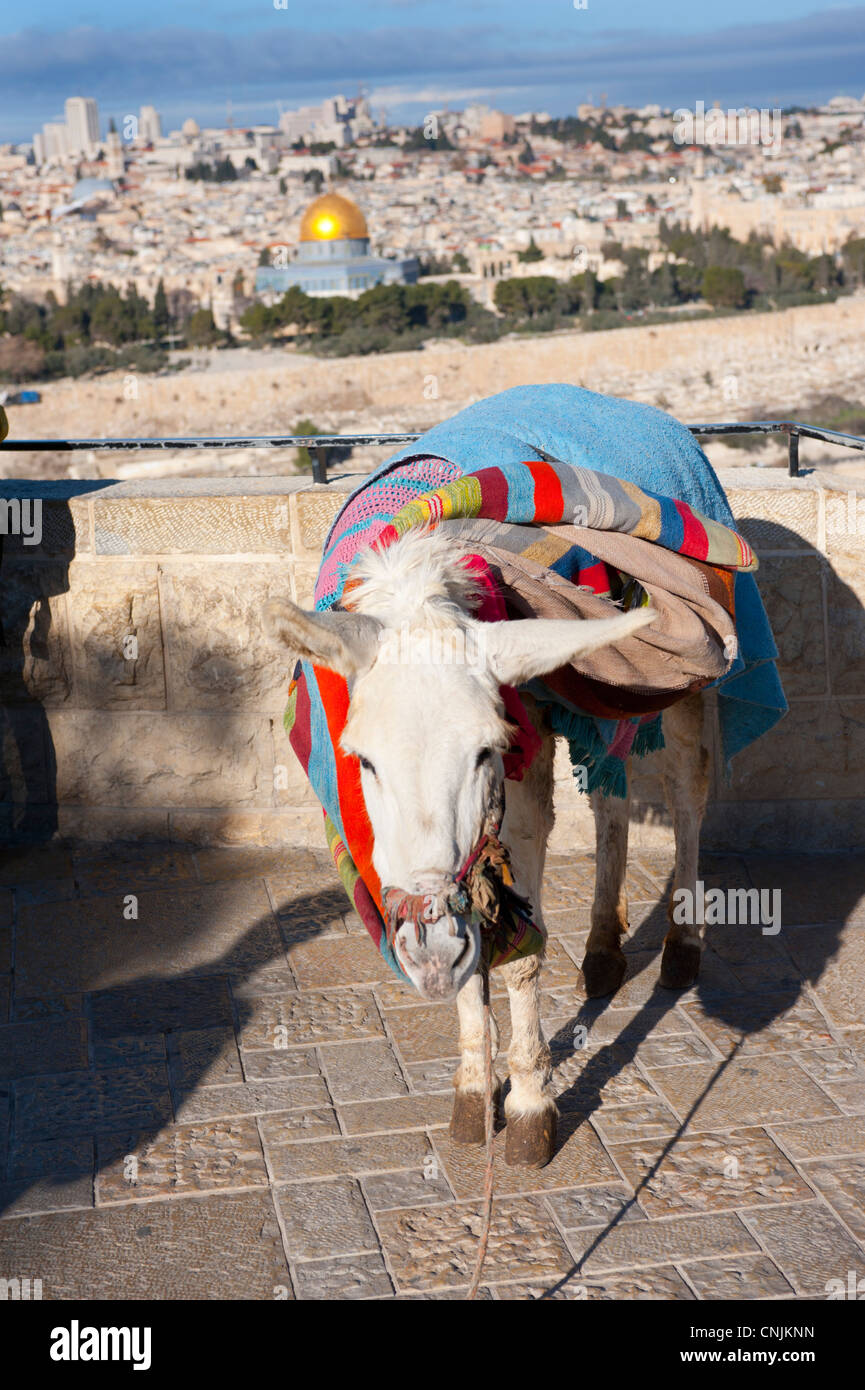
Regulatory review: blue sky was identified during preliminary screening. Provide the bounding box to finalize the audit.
[2,1,865,142]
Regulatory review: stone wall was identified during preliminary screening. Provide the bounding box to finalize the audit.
[1,467,863,853]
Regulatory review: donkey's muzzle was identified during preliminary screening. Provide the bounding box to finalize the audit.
[393,914,480,1000]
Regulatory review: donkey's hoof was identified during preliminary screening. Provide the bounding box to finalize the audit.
[581,948,627,999]
[449,1087,501,1145]
[504,1106,557,1168]
[660,941,701,990]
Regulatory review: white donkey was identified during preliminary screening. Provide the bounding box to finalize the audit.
[265,529,709,1168]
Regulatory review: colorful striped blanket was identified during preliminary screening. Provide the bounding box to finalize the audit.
[286,425,762,981]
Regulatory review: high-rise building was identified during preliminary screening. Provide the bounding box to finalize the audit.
[65,97,100,155]
[139,105,162,144]
[43,122,70,160]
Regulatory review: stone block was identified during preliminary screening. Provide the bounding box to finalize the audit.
[65,561,166,708]
[159,563,294,713]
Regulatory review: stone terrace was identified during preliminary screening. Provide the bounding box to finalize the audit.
[1,841,863,1300]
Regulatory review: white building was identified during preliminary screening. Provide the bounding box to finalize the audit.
[139,106,162,143]
[65,97,100,156]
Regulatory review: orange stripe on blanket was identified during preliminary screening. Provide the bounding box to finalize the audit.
[315,665,383,910]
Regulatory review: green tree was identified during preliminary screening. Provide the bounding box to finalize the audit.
[293,417,322,472]
[153,279,170,338]
[517,237,544,263]
[452,251,470,272]
[258,247,271,266]
[701,265,747,308]
[185,308,220,345]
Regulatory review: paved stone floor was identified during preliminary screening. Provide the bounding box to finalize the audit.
[0,841,864,1300]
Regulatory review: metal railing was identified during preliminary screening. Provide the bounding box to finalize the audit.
[2,421,864,481]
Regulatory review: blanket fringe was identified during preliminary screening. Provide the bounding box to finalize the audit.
[543,704,665,799]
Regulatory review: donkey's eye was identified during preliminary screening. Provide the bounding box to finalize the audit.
[475,747,493,768]
[358,755,377,777]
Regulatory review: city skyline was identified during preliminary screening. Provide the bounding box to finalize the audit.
[3,2,865,144]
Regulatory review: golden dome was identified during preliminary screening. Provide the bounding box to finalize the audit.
[299,193,368,242]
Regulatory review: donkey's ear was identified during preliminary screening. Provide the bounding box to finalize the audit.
[263,600,382,680]
[482,608,656,687]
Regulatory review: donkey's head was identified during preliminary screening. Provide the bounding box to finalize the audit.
[265,530,653,1000]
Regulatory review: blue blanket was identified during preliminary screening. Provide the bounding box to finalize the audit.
[328,384,788,770]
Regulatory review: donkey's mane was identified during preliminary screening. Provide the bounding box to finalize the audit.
[347,527,483,629]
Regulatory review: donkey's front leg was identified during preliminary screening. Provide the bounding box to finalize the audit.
[581,784,631,997]
[450,971,501,1144]
[502,953,556,1167]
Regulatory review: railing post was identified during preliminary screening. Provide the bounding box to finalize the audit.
[788,430,800,478]
[312,445,328,485]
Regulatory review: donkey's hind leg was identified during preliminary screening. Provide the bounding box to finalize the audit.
[658,692,710,990]
[581,784,631,998]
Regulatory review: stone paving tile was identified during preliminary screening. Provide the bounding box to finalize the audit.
[0,1018,89,1080]
[95,1117,268,1204]
[195,846,318,883]
[799,1157,865,1241]
[8,1135,94,1181]
[377,1196,573,1292]
[240,1047,321,1081]
[769,1114,865,1160]
[384,1002,469,1063]
[14,1065,173,1140]
[292,1251,393,1300]
[258,1108,341,1146]
[393,1284,496,1300]
[741,1200,865,1295]
[0,892,12,929]
[267,1132,432,1184]
[275,1176,379,1259]
[0,844,74,886]
[0,1175,94,1219]
[633,1033,720,1067]
[496,1266,695,1300]
[433,1112,618,1199]
[553,1044,663,1113]
[285,934,394,988]
[0,1191,290,1299]
[167,1027,243,1089]
[0,927,10,969]
[174,1076,330,1124]
[13,879,78,907]
[15,881,284,998]
[591,1100,683,1146]
[794,1045,865,1088]
[404,1059,465,1094]
[361,1168,454,1212]
[238,988,385,1049]
[744,855,865,926]
[609,1127,814,1219]
[681,1254,795,1300]
[785,926,865,1027]
[544,1183,647,1230]
[647,1055,841,1129]
[72,844,198,895]
[0,979,8,1027]
[14,993,84,1022]
[92,1036,167,1069]
[820,1079,865,1115]
[91,977,234,1037]
[677,993,837,1058]
[339,1092,452,1135]
[319,1038,408,1103]
[567,1211,759,1274]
